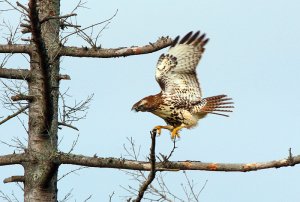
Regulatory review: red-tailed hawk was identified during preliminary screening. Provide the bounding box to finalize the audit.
[132,31,233,139]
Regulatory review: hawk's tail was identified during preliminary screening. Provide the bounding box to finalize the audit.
[194,95,234,117]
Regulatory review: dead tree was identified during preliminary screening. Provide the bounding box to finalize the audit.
[0,0,300,201]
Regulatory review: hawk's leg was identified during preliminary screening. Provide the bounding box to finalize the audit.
[153,125,174,135]
[171,125,186,139]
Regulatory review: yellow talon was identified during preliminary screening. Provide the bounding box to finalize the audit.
[153,125,173,136]
[171,130,180,139]
[170,125,185,139]
[153,126,162,135]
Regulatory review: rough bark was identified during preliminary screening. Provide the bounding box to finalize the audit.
[23,0,60,201]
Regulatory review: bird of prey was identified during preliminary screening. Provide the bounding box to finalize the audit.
[132,31,233,139]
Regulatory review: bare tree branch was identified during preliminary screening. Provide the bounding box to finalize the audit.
[83,195,92,202]
[158,138,177,162]
[2,0,27,15]
[0,44,30,54]
[0,68,70,80]
[181,171,207,202]
[58,122,79,131]
[16,1,29,13]
[57,166,87,181]
[60,9,118,47]
[0,190,21,202]
[58,74,71,80]
[3,175,25,183]
[59,36,172,58]
[121,137,176,201]
[11,94,34,101]
[0,138,26,151]
[0,68,30,80]
[40,13,77,24]
[0,53,12,68]
[0,18,23,44]
[0,105,28,125]
[58,92,93,125]
[58,149,300,172]
[109,192,114,202]
[133,131,157,202]
[0,153,26,166]
[58,189,73,202]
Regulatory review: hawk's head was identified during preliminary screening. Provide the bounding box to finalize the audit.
[131,99,150,112]
[131,94,163,112]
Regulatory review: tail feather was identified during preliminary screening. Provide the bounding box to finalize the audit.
[207,112,230,117]
[193,95,234,117]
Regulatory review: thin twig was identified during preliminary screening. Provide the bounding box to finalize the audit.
[83,195,92,202]
[183,171,199,201]
[58,122,79,131]
[0,105,28,125]
[60,9,118,45]
[57,166,88,181]
[109,192,115,202]
[40,13,77,24]
[159,138,177,162]
[68,133,80,153]
[16,1,29,13]
[3,0,26,14]
[59,188,73,202]
[197,180,208,199]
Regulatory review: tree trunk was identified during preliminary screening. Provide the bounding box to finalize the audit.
[24,0,60,201]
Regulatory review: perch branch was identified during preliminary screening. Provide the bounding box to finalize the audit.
[59,36,173,58]
[133,131,157,202]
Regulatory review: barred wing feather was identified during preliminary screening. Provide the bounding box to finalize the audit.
[155,31,209,102]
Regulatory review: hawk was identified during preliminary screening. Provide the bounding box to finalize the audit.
[132,31,234,139]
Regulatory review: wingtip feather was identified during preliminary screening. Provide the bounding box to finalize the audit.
[179,31,193,44]
[187,31,200,44]
[170,36,180,47]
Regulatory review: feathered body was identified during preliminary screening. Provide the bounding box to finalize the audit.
[132,31,233,139]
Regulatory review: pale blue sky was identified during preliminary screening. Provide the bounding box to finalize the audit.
[1,0,300,201]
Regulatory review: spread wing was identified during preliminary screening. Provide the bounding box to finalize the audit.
[155,31,209,103]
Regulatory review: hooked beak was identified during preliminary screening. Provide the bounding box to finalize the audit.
[131,104,139,112]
